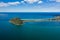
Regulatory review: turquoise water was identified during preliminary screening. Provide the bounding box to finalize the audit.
[0,12,60,40]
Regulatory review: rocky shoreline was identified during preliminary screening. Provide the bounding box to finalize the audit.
[9,16,60,25]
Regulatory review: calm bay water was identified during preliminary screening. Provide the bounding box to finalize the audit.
[0,12,60,40]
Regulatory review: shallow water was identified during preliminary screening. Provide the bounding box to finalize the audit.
[0,12,60,40]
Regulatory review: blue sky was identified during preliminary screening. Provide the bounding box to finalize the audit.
[0,0,60,12]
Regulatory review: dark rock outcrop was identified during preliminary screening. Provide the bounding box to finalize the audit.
[9,18,24,25]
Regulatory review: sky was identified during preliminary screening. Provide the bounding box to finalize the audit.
[0,0,60,12]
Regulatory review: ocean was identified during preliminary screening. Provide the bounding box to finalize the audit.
[0,12,60,40]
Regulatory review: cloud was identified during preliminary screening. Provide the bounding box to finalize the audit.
[49,0,60,2]
[38,1,43,4]
[8,1,20,5]
[24,0,39,4]
[56,0,60,2]
[21,1,25,4]
[0,0,43,7]
[0,2,9,7]
[0,1,20,7]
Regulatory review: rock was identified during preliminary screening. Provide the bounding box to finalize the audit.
[49,16,60,21]
[9,18,24,25]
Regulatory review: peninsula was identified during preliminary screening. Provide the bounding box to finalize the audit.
[9,16,60,25]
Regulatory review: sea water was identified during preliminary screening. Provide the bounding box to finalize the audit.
[0,12,60,40]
